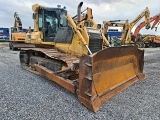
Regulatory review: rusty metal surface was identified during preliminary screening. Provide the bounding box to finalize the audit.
[21,48,79,66]
[20,47,80,93]
[20,46,145,112]
[78,46,145,112]
[34,64,75,93]
[13,43,35,48]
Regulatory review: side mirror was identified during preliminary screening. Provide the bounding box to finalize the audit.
[32,13,36,19]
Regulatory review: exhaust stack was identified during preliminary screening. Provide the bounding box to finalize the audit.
[77,2,83,23]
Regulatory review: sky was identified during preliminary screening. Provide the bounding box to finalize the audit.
[0,0,160,35]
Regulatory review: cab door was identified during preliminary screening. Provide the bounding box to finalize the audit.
[42,10,59,42]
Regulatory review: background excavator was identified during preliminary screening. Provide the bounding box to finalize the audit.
[148,14,160,47]
[141,34,160,47]
[120,7,150,46]
[19,2,145,112]
[134,13,160,41]
[134,13,160,47]
[9,12,34,50]
[151,14,160,30]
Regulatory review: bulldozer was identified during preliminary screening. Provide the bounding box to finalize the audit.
[19,2,145,112]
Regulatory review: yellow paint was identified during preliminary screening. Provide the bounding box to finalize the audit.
[11,32,26,42]
[93,63,136,96]
[23,4,109,57]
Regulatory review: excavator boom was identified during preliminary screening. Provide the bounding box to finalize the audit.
[14,12,22,31]
[151,14,160,30]
[134,13,160,40]
[121,7,150,44]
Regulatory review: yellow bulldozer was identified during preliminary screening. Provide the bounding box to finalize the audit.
[19,2,145,112]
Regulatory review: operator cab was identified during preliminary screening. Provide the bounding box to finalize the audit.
[10,27,23,33]
[37,7,68,42]
[11,27,18,33]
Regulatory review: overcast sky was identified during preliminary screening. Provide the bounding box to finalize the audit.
[0,0,160,35]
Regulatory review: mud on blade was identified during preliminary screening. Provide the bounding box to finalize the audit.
[78,46,145,112]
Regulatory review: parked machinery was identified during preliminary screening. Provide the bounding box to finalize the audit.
[151,14,160,30]
[134,13,160,41]
[19,2,145,112]
[141,34,160,47]
[103,20,125,35]
[103,20,126,46]
[133,13,160,47]
[9,12,34,50]
[147,14,160,47]
[120,7,150,45]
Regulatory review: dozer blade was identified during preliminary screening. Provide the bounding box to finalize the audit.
[78,46,145,112]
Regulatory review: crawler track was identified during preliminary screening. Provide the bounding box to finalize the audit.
[19,47,80,93]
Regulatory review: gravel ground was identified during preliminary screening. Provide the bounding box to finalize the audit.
[0,42,160,120]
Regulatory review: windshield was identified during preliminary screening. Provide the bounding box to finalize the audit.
[11,27,18,33]
[44,11,58,37]
[60,10,68,27]
[44,10,68,37]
